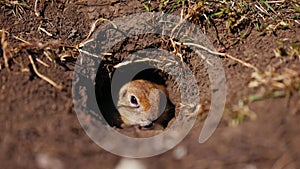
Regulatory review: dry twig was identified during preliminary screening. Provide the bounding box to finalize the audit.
[174,41,259,72]
[34,0,39,17]
[1,29,10,70]
[80,18,117,48]
[28,54,63,90]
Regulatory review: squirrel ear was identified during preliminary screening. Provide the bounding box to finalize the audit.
[149,89,167,118]
[119,83,129,98]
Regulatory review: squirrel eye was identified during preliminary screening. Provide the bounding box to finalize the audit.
[130,95,138,105]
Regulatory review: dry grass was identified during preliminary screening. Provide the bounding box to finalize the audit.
[0,0,29,19]
[157,0,300,125]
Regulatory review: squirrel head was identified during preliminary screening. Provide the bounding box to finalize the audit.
[117,79,167,127]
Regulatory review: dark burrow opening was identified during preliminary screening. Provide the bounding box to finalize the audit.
[95,61,175,129]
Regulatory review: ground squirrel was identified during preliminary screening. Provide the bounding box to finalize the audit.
[117,79,173,127]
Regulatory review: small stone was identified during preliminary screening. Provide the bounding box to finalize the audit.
[36,153,64,169]
[115,158,147,169]
[243,164,257,169]
[172,145,188,160]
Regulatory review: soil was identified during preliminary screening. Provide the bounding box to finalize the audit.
[1,0,300,169]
